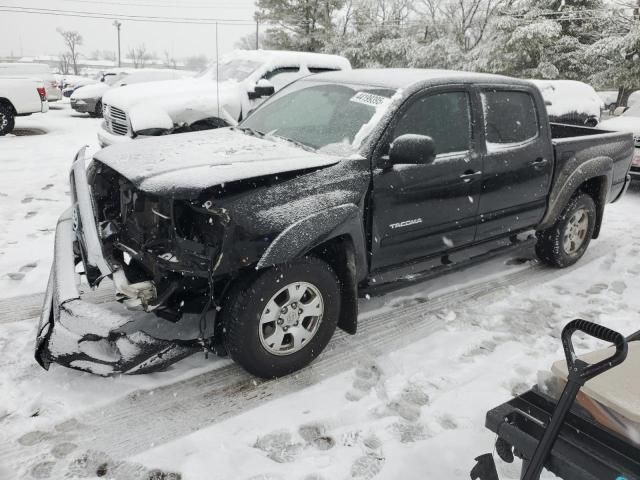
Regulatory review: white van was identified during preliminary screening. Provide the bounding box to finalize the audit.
[0,63,62,102]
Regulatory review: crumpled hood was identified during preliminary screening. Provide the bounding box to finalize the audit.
[102,78,243,125]
[93,128,342,198]
[71,82,110,100]
[599,116,640,136]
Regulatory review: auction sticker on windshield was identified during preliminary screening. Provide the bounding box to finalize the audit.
[350,91,389,106]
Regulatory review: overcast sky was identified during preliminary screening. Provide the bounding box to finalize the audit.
[0,0,258,60]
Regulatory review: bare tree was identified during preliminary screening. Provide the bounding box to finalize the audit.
[58,53,71,75]
[337,0,355,36]
[416,0,512,50]
[57,28,83,74]
[128,44,152,68]
[163,50,178,69]
[356,0,413,27]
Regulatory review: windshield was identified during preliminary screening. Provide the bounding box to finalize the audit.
[239,81,397,154]
[104,73,126,86]
[196,59,261,82]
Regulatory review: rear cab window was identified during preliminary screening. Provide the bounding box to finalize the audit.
[481,90,538,147]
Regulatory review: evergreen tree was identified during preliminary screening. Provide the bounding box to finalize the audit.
[475,0,611,80]
[255,0,346,52]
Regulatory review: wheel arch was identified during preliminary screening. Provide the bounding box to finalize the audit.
[539,156,612,239]
[0,97,17,115]
[256,204,368,335]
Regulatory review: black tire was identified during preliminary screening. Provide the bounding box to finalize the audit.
[222,257,341,378]
[0,103,15,136]
[535,193,596,268]
[89,100,103,118]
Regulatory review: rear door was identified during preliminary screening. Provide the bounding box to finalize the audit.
[475,88,554,240]
[370,87,483,270]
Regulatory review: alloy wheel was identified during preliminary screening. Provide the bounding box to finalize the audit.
[258,282,324,356]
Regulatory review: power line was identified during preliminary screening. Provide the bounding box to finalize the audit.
[0,4,635,29]
[0,5,256,25]
[49,0,255,10]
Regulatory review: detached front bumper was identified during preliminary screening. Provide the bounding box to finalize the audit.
[35,150,198,375]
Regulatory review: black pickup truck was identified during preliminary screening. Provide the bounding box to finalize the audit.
[35,69,634,378]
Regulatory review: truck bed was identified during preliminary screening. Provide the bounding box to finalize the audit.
[550,123,633,202]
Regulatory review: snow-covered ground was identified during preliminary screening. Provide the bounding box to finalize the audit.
[0,101,102,299]
[0,102,639,480]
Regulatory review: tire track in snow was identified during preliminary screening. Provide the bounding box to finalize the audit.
[0,237,622,478]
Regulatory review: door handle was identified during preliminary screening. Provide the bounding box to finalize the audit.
[530,157,549,168]
[459,170,482,183]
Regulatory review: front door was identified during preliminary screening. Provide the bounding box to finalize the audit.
[371,89,482,271]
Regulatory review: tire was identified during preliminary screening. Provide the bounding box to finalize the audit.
[222,257,341,378]
[535,193,596,268]
[0,103,15,136]
[89,100,103,118]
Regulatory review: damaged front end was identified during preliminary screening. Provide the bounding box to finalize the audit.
[35,148,230,375]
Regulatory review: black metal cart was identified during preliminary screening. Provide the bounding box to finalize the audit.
[471,320,640,480]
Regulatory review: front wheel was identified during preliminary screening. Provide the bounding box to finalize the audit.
[535,193,596,268]
[0,103,15,136]
[222,257,340,378]
[89,100,103,118]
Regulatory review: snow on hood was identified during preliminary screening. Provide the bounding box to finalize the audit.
[93,128,342,198]
[71,82,109,100]
[102,78,243,127]
[599,115,640,135]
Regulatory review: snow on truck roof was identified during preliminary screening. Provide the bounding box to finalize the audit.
[223,49,351,70]
[304,68,530,89]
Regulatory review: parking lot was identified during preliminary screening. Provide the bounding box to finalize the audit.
[1,100,640,479]
[0,101,101,299]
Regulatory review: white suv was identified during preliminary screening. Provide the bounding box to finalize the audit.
[98,50,351,147]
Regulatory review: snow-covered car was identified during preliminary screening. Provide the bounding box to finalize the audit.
[599,102,640,178]
[0,76,48,135]
[531,79,603,127]
[97,49,351,147]
[61,75,97,98]
[70,69,193,118]
[0,62,61,102]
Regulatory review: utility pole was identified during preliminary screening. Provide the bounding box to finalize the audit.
[255,20,259,50]
[113,20,122,67]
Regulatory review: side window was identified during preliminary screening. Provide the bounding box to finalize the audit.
[393,91,471,155]
[482,90,538,144]
[308,67,340,74]
[263,67,303,90]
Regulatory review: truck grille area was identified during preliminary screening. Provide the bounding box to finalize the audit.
[87,161,223,281]
[103,104,130,136]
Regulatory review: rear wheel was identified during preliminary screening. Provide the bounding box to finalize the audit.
[535,193,596,268]
[222,257,340,378]
[0,103,15,136]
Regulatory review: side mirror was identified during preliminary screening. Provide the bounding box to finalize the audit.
[249,79,275,100]
[382,134,436,168]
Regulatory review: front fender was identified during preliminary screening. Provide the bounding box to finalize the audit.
[539,156,612,233]
[257,204,367,280]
